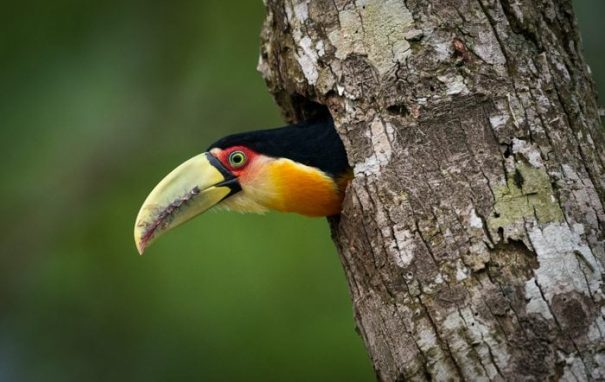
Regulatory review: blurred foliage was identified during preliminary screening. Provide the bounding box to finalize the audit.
[0,1,602,381]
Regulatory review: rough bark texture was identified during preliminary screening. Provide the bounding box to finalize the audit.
[258,0,605,380]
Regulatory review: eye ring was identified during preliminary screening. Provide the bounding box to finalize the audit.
[228,150,247,168]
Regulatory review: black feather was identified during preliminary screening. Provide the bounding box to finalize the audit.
[208,119,349,178]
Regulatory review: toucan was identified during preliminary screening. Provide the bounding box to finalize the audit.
[134,119,351,254]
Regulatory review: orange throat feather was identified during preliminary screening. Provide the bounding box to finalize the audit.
[224,157,349,217]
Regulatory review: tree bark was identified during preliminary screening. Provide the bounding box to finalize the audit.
[258,0,605,380]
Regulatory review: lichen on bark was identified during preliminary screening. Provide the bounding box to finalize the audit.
[488,161,564,237]
[259,0,605,380]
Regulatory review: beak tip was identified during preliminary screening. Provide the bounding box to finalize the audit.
[136,244,145,255]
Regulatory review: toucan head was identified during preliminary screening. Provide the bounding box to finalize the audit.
[134,120,351,254]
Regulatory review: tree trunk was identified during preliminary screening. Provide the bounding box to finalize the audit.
[258,0,605,380]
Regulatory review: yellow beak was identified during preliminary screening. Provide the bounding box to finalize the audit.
[134,152,239,254]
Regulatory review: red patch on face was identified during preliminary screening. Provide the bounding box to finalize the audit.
[214,146,259,176]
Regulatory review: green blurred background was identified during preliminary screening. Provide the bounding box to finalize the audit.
[0,1,603,381]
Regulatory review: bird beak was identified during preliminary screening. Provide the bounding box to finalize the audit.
[134,152,240,254]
